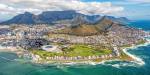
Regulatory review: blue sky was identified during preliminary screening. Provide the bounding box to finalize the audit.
[0,0,150,21]
[82,0,150,20]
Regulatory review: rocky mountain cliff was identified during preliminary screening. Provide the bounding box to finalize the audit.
[0,10,129,25]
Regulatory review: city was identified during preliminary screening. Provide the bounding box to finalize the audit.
[0,17,149,64]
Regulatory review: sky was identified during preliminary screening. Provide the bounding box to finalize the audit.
[0,0,150,21]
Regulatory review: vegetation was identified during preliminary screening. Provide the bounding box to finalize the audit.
[119,51,133,61]
[31,44,112,58]
[63,45,112,57]
[31,50,63,59]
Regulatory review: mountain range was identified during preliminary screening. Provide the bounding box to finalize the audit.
[0,10,130,25]
[55,16,126,36]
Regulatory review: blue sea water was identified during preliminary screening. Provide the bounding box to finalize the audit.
[0,20,150,75]
[128,20,150,31]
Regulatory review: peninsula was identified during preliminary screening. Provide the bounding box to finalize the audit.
[0,11,149,64]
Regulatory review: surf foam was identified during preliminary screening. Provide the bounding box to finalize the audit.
[122,38,150,66]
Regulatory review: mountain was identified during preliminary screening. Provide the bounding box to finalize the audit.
[57,16,122,36]
[106,16,130,24]
[0,10,130,25]
[1,12,37,24]
[38,10,80,24]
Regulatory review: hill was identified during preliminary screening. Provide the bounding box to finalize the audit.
[56,16,122,36]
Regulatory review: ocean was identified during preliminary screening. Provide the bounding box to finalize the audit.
[0,20,150,75]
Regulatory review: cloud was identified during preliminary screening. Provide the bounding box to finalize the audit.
[127,0,150,3]
[0,0,124,16]
[0,4,15,15]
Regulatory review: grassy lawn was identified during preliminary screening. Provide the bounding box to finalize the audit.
[31,44,112,58]
[31,50,63,59]
[64,45,112,57]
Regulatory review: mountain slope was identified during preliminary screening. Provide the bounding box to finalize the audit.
[0,10,129,25]
[0,10,88,25]
[1,12,37,24]
[57,16,121,36]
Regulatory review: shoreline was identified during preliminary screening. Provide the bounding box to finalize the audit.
[30,38,150,65]
[0,39,150,66]
[122,38,150,66]
[0,46,18,52]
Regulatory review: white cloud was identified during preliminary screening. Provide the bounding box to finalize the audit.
[127,0,150,3]
[0,4,15,15]
[0,0,124,16]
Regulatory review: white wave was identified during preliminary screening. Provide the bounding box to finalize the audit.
[98,38,150,68]
[123,48,145,65]
[106,62,141,68]
[26,38,150,67]
[122,38,150,66]
[112,64,120,68]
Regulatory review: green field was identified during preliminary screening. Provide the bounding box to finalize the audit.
[31,44,112,58]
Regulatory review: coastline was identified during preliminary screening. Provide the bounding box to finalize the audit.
[0,46,18,52]
[0,41,149,66]
[0,46,24,58]
[29,38,150,65]
[122,38,150,66]
[0,39,150,66]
